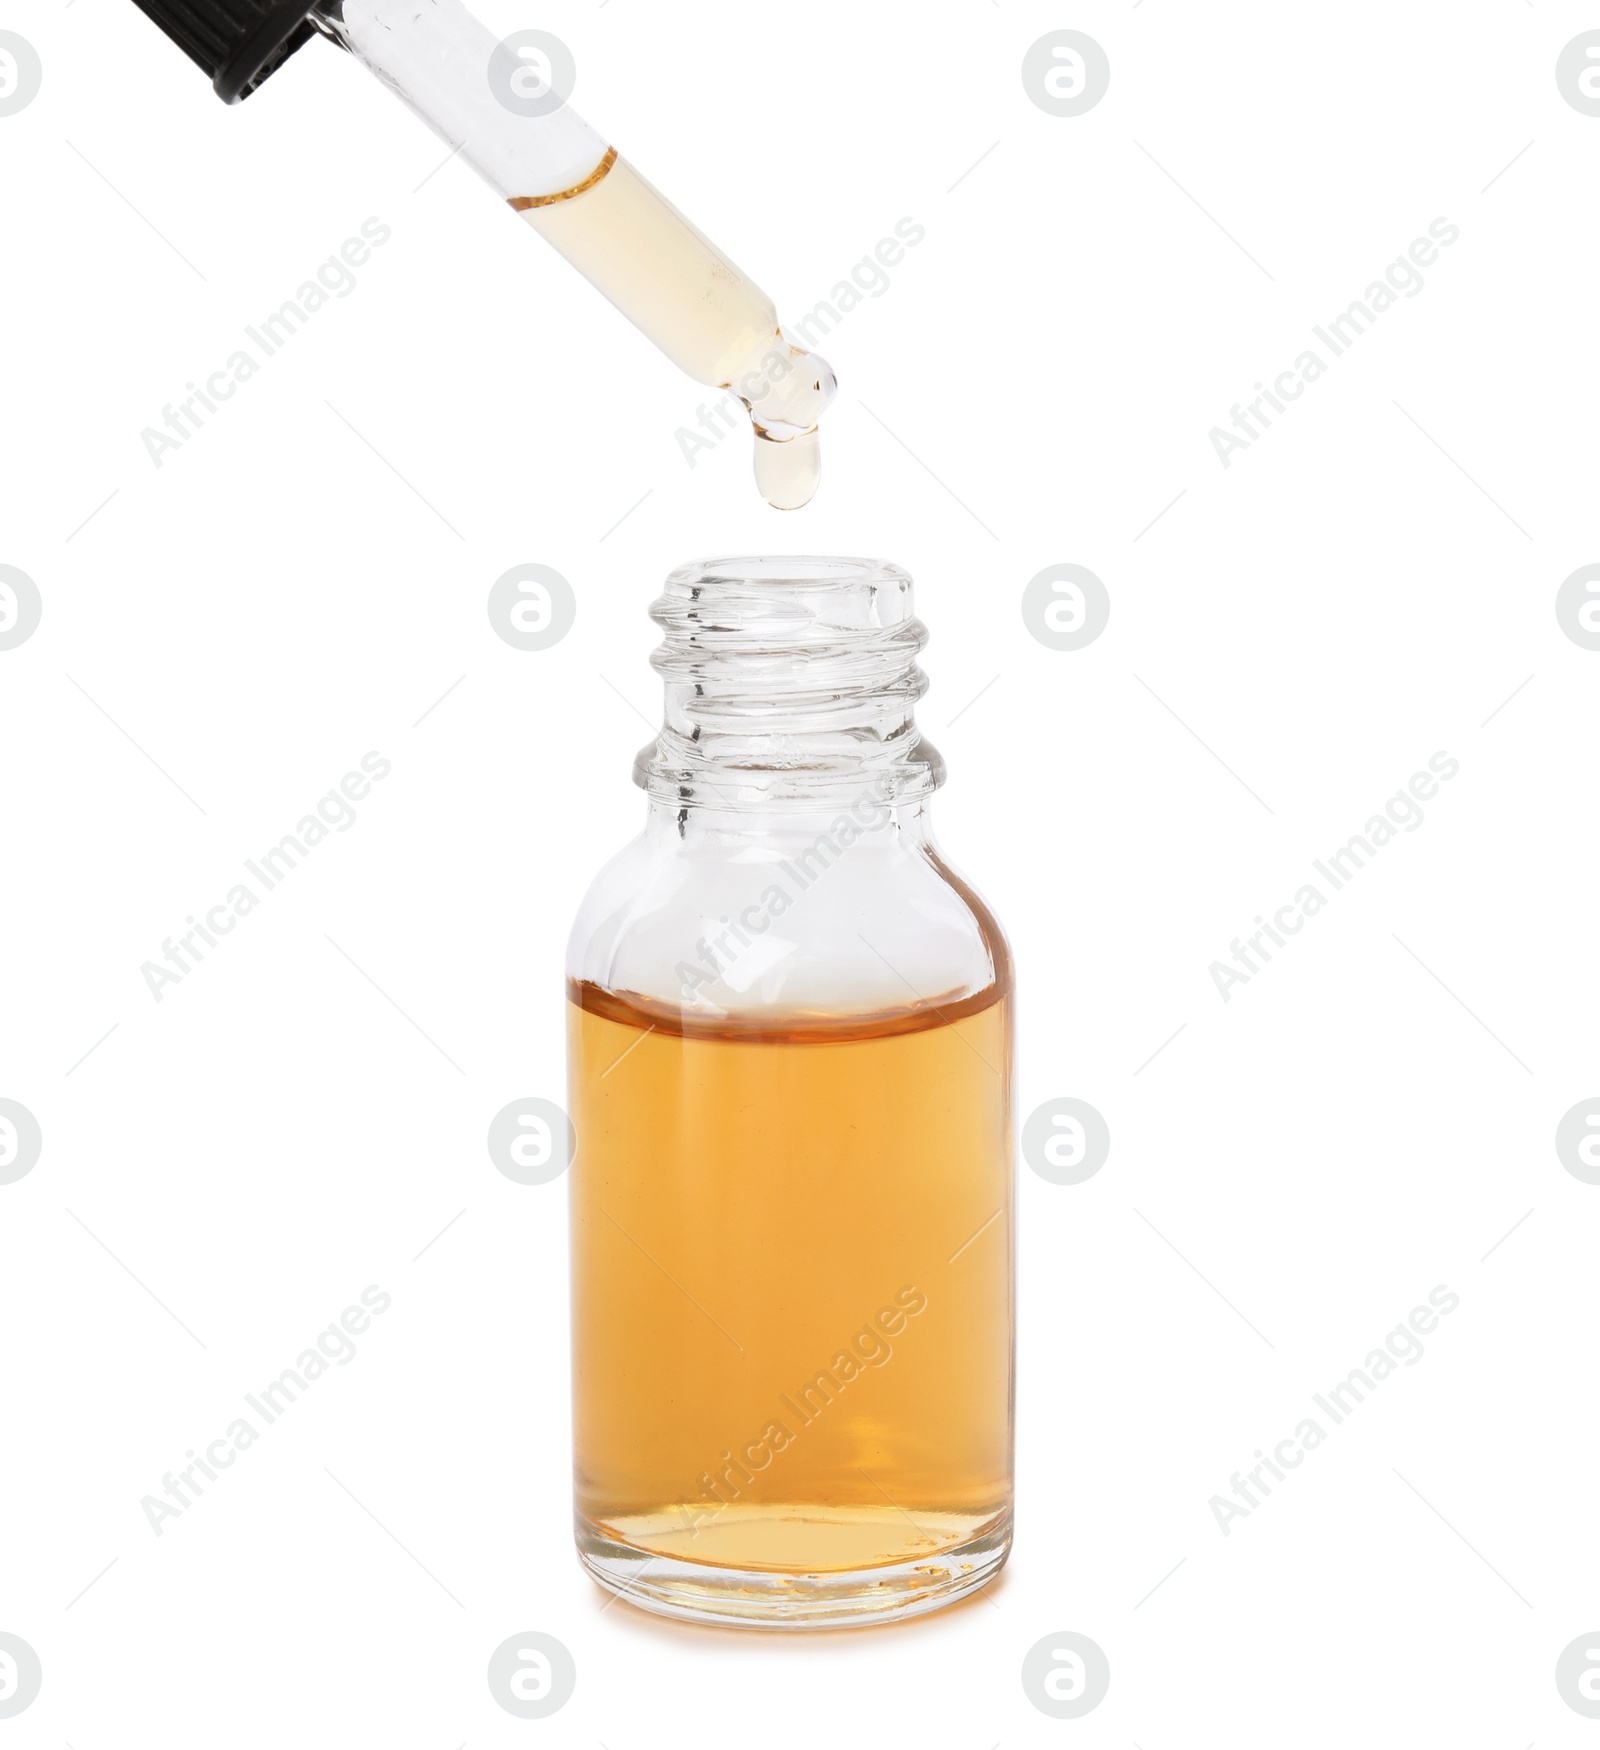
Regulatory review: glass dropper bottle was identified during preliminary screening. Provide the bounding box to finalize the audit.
[127,0,838,508]
[567,557,1016,1628]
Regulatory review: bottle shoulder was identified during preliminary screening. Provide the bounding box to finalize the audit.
[567,817,1009,1023]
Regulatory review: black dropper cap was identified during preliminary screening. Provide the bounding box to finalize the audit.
[128,0,323,103]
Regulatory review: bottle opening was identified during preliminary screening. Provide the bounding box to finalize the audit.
[634,556,945,808]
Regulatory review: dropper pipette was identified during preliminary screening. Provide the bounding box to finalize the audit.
[127,0,838,508]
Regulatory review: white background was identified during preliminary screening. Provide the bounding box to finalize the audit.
[2,0,1598,1742]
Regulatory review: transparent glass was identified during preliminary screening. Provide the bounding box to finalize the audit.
[318,0,836,506]
[566,558,1015,1629]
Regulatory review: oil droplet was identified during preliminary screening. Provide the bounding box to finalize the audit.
[753,427,821,511]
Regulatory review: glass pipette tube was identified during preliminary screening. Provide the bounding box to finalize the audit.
[320,0,836,507]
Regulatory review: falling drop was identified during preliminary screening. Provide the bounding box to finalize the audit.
[753,427,822,511]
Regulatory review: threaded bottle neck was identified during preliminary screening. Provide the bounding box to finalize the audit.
[633,556,945,810]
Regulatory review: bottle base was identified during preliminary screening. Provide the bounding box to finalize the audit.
[576,1515,1011,1630]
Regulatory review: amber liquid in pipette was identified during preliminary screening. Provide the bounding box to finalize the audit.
[568,980,1014,1576]
[513,153,833,510]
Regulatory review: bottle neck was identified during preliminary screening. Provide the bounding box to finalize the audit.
[632,556,945,815]
[641,795,936,862]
